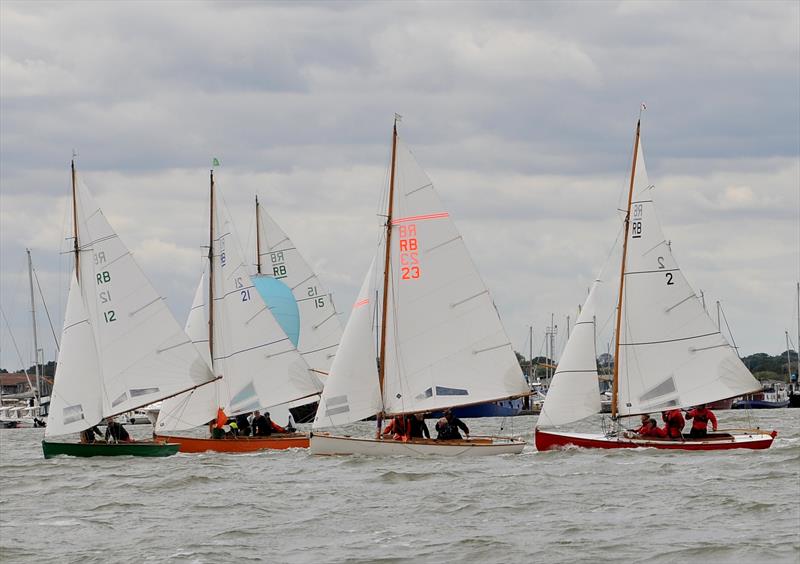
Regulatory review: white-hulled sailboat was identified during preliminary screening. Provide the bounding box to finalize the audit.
[310,119,529,456]
[153,170,323,452]
[535,120,777,451]
[42,162,218,458]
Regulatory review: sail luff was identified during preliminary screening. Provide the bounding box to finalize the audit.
[612,119,640,419]
[378,119,398,408]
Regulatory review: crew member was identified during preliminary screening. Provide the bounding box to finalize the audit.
[435,409,469,440]
[252,410,273,437]
[661,409,685,439]
[409,413,430,439]
[382,414,410,440]
[104,417,132,443]
[685,404,717,438]
[80,425,102,444]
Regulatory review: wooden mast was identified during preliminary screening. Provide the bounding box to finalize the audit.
[377,117,399,428]
[208,169,215,363]
[255,195,262,274]
[611,119,641,419]
[71,160,80,281]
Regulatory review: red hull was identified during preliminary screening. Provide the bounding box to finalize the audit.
[154,433,309,453]
[535,428,776,451]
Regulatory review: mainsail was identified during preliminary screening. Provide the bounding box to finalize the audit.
[46,172,216,437]
[615,138,761,416]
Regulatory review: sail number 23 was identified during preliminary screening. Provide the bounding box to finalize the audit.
[398,224,421,280]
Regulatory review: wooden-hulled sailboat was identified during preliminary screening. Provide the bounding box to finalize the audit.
[153,170,323,452]
[535,120,777,451]
[42,162,218,458]
[250,195,343,424]
[310,119,529,457]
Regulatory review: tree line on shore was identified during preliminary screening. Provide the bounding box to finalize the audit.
[2,351,798,384]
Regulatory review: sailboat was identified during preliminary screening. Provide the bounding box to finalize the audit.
[534,120,778,451]
[251,195,343,424]
[310,119,529,456]
[42,162,218,458]
[153,170,323,452]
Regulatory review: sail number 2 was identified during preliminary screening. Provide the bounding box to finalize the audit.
[398,224,420,280]
[657,256,674,286]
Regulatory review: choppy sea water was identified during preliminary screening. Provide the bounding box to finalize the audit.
[1,410,798,564]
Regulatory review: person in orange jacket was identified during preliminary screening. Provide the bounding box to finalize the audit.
[661,409,685,439]
[382,414,410,441]
[685,404,717,438]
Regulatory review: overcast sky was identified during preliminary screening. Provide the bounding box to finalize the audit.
[1,0,798,373]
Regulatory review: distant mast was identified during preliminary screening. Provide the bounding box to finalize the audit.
[255,195,262,274]
[208,169,215,363]
[611,119,641,419]
[71,160,79,280]
[26,249,41,406]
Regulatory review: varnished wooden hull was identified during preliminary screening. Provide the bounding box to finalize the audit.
[153,433,309,453]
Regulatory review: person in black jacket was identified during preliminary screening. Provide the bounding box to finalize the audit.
[409,413,430,439]
[252,410,273,437]
[80,425,102,444]
[435,409,469,440]
[104,417,132,442]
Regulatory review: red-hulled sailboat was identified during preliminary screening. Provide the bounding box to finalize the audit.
[534,117,777,451]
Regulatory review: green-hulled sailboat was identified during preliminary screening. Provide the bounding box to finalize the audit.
[42,161,217,459]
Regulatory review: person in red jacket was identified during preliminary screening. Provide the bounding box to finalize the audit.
[640,418,667,438]
[685,404,717,438]
[633,414,652,435]
[382,415,410,441]
[661,409,685,439]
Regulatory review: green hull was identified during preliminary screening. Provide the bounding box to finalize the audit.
[42,440,179,459]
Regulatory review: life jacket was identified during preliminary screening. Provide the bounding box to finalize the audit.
[690,409,709,430]
[392,416,408,438]
[664,410,684,438]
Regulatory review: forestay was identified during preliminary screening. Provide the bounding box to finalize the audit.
[538,282,602,427]
[313,259,383,428]
[380,140,529,415]
[256,204,343,373]
[616,140,761,417]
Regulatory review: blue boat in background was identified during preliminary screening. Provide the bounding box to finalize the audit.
[732,382,790,409]
[428,397,523,419]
